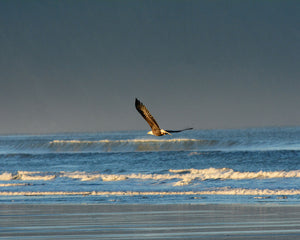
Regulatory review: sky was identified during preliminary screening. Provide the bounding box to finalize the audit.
[0,0,299,134]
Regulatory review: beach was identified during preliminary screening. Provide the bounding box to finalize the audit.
[1,204,300,239]
[1,0,300,238]
[1,129,300,238]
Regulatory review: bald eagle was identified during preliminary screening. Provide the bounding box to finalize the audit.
[135,98,192,136]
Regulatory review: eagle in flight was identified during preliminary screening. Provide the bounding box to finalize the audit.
[135,98,192,136]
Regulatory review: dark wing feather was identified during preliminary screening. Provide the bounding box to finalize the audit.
[165,128,193,133]
[135,98,161,131]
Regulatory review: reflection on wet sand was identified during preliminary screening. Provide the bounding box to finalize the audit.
[1,204,300,239]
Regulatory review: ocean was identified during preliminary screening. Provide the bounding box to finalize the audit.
[1,127,300,204]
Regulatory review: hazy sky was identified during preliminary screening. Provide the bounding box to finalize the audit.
[0,0,299,134]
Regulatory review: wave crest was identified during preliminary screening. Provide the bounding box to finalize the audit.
[0,188,300,196]
[48,139,219,152]
[1,168,300,186]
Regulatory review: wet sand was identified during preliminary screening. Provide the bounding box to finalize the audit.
[1,204,300,239]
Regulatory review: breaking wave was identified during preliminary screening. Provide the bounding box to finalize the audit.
[1,138,222,154]
[0,188,300,196]
[48,138,220,152]
[3,137,299,154]
[1,168,300,186]
[45,138,300,153]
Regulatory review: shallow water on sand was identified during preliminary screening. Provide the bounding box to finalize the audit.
[1,204,300,239]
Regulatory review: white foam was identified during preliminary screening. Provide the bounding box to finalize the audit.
[101,174,128,181]
[50,139,201,144]
[16,171,56,181]
[0,172,15,181]
[0,188,299,196]
[61,171,101,181]
[1,168,300,186]
[0,183,28,187]
[59,168,300,186]
[169,168,300,181]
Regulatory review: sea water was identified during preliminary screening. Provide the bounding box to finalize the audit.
[0,127,300,204]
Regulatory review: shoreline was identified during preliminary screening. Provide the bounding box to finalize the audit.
[1,203,300,239]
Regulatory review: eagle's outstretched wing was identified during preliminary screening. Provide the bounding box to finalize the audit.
[165,128,193,133]
[135,98,161,132]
